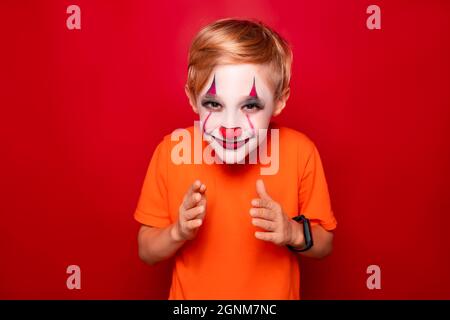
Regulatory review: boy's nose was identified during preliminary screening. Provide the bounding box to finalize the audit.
[219,126,242,139]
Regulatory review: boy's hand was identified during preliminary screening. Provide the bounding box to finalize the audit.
[171,180,207,242]
[250,179,305,248]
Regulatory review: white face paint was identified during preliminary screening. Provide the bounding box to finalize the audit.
[196,64,276,164]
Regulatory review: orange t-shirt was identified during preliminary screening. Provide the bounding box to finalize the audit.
[134,122,337,300]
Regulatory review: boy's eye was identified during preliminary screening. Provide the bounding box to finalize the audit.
[201,101,222,110]
[242,103,263,112]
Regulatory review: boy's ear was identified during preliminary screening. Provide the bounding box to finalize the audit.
[272,87,290,117]
[185,85,199,114]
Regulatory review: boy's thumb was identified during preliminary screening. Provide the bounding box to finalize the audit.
[256,179,272,200]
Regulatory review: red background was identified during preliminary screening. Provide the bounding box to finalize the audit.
[1,0,449,299]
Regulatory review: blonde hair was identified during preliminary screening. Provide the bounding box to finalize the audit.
[186,18,293,102]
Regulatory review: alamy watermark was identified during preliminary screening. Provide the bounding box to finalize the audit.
[170,122,280,175]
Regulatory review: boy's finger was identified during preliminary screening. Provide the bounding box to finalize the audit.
[251,198,273,209]
[249,207,275,220]
[184,205,205,220]
[186,218,203,230]
[256,179,272,201]
[199,183,207,193]
[196,198,207,219]
[183,192,201,209]
[252,218,276,232]
[198,197,206,206]
[188,180,202,194]
[254,231,275,242]
[184,180,202,200]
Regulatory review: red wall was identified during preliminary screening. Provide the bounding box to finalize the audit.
[1,0,449,299]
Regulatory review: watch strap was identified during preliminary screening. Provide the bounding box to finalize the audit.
[286,214,314,252]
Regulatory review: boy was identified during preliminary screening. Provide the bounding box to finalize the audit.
[134,18,337,300]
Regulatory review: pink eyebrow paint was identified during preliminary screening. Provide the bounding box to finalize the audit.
[249,77,257,98]
[206,75,216,95]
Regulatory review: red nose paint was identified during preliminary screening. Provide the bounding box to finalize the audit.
[219,126,242,139]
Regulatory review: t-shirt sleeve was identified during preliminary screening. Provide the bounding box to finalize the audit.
[298,142,337,231]
[134,138,172,228]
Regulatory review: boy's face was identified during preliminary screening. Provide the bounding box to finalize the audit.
[189,63,287,164]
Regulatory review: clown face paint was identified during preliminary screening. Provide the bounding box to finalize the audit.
[196,64,276,164]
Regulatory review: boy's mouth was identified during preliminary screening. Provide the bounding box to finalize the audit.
[213,136,251,150]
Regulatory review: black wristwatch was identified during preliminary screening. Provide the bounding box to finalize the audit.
[286,214,314,252]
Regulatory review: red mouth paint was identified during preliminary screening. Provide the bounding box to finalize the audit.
[216,137,250,150]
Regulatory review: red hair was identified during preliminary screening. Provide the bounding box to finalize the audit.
[186,18,293,102]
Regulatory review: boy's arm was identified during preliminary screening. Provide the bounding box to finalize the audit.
[292,141,336,259]
[138,224,186,266]
[138,180,207,266]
